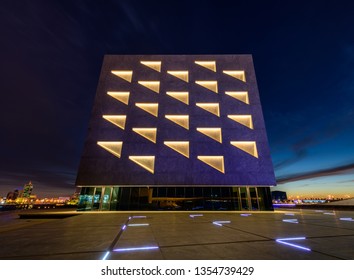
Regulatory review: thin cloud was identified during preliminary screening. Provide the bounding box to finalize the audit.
[277,162,354,184]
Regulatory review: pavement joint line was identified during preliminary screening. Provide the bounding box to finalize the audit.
[291,221,354,232]
[206,220,274,241]
[307,250,345,260]
[107,216,132,252]
[158,239,272,249]
[0,220,56,234]
[0,250,104,259]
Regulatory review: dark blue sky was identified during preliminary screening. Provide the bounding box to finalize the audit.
[1,0,353,197]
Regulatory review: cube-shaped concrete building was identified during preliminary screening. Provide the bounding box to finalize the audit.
[76,55,276,211]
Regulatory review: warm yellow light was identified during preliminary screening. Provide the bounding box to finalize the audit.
[129,156,155,174]
[223,70,246,82]
[196,128,222,143]
[97,141,123,158]
[225,91,249,104]
[164,141,189,158]
[194,61,216,72]
[135,103,159,117]
[140,61,161,72]
[166,91,189,105]
[138,81,160,93]
[196,103,220,117]
[230,141,258,158]
[111,70,133,82]
[195,81,218,93]
[227,115,253,129]
[102,115,127,130]
[132,128,157,143]
[107,91,130,105]
[167,71,189,82]
[197,156,224,173]
[165,115,189,130]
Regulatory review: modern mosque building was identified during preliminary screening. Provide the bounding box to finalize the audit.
[76,55,276,211]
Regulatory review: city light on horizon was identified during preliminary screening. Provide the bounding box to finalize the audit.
[1,171,354,199]
[274,172,354,198]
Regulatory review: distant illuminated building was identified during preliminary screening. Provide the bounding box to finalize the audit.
[6,189,19,200]
[21,181,33,198]
[76,55,276,211]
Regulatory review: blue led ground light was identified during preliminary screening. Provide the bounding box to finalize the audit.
[340,217,354,222]
[102,251,110,260]
[276,237,311,251]
[213,220,231,226]
[113,246,159,252]
[190,214,203,218]
[282,219,298,224]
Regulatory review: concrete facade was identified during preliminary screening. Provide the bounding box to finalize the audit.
[76,55,275,186]
[75,55,275,211]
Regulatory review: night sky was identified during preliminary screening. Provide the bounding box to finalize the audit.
[1,0,353,198]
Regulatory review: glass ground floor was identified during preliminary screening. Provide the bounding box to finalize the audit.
[77,186,273,211]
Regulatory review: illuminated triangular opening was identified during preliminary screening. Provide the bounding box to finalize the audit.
[165,115,189,130]
[197,156,224,173]
[140,61,161,72]
[195,81,218,93]
[223,71,246,82]
[107,91,130,105]
[132,128,157,143]
[129,156,155,174]
[111,71,133,82]
[196,128,222,143]
[225,91,249,104]
[103,115,127,130]
[194,61,216,72]
[164,141,189,158]
[97,141,123,158]
[230,141,258,158]
[228,115,253,129]
[196,103,220,117]
[138,81,160,93]
[167,71,189,82]
[135,103,159,117]
[166,91,189,105]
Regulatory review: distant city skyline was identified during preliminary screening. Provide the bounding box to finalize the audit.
[1,1,353,198]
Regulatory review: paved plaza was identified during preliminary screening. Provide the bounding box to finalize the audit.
[0,209,354,260]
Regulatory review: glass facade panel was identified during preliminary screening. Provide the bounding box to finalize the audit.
[257,187,274,211]
[139,187,149,206]
[78,187,94,211]
[152,187,158,197]
[240,187,249,210]
[78,186,274,211]
[158,187,166,197]
[185,186,193,197]
[93,187,102,210]
[119,188,131,210]
[167,187,175,198]
[110,187,119,210]
[176,187,184,198]
[231,187,240,210]
[101,187,111,210]
[249,187,259,210]
[194,187,202,197]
